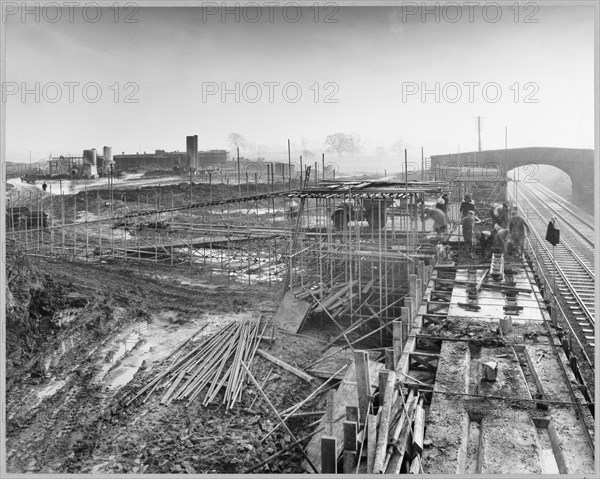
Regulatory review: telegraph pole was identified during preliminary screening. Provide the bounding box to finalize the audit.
[507,126,516,207]
[287,139,291,192]
[474,116,483,151]
[237,147,241,197]
[404,149,408,192]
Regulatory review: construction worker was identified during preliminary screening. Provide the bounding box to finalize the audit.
[435,193,449,214]
[460,194,475,217]
[462,210,481,257]
[42,182,47,192]
[489,202,509,230]
[478,230,493,259]
[424,207,447,240]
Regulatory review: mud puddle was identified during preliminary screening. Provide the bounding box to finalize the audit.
[96,311,253,390]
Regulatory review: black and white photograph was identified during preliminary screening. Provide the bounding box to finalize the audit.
[1,1,598,475]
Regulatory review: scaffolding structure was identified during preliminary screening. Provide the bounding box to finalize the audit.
[6,176,448,346]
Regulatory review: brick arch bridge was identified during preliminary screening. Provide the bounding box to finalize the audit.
[429,147,594,208]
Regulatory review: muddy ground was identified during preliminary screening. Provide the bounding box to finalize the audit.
[5,247,332,474]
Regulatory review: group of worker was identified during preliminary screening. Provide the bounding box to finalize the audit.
[423,190,531,260]
[424,192,498,258]
[423,192,476,237]
[446,192,529,259]
[458,193,513,258]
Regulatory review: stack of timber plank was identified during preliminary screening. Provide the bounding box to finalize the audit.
[127,318,265,409]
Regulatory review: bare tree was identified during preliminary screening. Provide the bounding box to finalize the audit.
[324,133,362,157]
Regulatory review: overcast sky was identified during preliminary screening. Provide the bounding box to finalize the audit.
[4,4,595,168]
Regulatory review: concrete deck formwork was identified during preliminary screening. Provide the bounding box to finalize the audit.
[402,258,595,474]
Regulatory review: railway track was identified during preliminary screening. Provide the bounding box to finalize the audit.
[522,182,594,261]
[511,182,595,351]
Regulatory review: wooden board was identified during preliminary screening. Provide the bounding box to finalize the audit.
[273,291,312,334]
[306,346,354,380]
[256,349,314,383]
[301,358,385,473]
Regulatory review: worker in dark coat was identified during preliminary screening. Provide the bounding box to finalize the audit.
[478,230,493,259]
[545,217,560,246]
[459,194,475,217]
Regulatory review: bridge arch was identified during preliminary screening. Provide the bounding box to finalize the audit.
[430,147,594,208]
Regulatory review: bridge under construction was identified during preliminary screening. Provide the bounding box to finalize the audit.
[5,165,595,474]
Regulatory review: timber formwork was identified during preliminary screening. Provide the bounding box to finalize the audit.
[303,251,595,474]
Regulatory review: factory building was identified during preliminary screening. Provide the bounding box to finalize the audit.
[49,136,229,177]
[108,148,229,172]
[48,149,98,178]
[111,134,228,172]
[111,150,190,171]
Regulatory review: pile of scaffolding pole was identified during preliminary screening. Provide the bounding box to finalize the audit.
[127,318,266,409]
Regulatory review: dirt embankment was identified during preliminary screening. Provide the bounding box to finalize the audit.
[5,241,69,380]
[5,249,327,474]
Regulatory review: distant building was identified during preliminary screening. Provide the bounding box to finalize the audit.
[48,149,97,178]
[186,135,229,170]
[48,156,84,176]
[272,162,296,177]
[198,150,229,166]
[50,136,230,177]
[111,149,229,172]
[186,135,198,170]
[113,150,188,171]
[82,149,98,178]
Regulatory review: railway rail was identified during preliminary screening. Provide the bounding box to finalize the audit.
[510,182,595,353]
[522,182,594,258]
